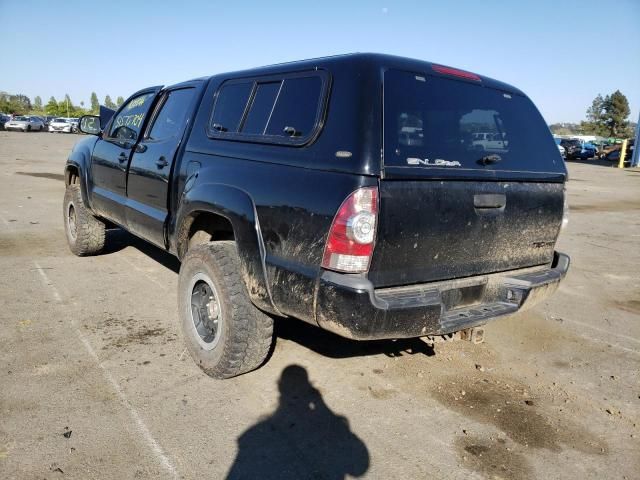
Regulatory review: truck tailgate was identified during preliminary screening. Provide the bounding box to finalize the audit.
[368,180,564,288]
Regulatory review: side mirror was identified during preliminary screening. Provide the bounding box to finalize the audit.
[79,115,101,136]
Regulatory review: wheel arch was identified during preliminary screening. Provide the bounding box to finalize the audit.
[64,161,90,206]
[64,137,98,208]
[174,183,281,316]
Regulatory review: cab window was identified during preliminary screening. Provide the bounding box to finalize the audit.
[147,89,195,141]
[109,93,155,142]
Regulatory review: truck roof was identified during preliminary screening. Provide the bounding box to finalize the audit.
[174,52,551,180]
[193,53,526,97]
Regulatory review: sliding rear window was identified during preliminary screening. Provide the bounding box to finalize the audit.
[384,69,563,173]
[208,71,329,146]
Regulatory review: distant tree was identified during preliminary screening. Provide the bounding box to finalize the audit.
[80,101,84,107]
[59,94,73,117]
[0,91,11,113]
[586,94,605,124]
[104,95,116,110]
[90,92,99,114]
[582,94,608,136]
[116,96,124,107]
[51,94,86,118]
[583,91,632,138]
[45,96,59,115]
[603,90,630,137]
[33,96,43,112]
[577,121,596,135]
[8,94,31,113]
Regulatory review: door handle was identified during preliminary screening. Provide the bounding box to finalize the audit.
[474,194,506,209]
[156,156,169,169]
[118,152,128,163]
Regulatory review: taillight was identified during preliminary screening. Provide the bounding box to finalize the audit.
[322,187,378,273]
[432,64,481,82]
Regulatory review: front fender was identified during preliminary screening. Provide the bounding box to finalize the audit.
[65,136,99,209]
[174,183,281,316]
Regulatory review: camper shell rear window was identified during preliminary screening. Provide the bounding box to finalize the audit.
[383,69,564,174]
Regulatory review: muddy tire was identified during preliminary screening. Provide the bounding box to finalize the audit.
[63,184,106,256]
[178,241,274,379]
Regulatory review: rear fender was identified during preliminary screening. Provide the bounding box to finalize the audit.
[174,183,281,316]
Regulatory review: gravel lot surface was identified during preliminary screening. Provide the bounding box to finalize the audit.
[1,131,638,479]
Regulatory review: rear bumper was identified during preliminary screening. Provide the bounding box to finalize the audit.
[315,252,569,340]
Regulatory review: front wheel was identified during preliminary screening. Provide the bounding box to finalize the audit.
[63,184,106,256]
[178,242,274,379]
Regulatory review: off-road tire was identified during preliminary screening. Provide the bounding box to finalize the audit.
[63,184,106,256]
[178,241,274,379]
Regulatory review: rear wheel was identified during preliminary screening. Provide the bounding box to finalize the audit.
[63,184,106,256]
[178,241,274,379]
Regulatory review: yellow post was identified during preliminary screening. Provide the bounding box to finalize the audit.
[618,139,628,168]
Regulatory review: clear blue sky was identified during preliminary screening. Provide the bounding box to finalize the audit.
[1,0,638,124]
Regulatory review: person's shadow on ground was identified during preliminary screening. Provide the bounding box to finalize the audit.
[226,365,370,479]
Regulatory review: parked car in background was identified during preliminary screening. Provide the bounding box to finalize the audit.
[573,141,597,160]
[559,138,582,159]
[606,139,634,164]
[599,143,620,159]
[49,118,74,133]
[34,116,48,129]
[0,113,10,130]
[67,118,79,133]
[40,116,52,128]
[554,138,566,159]
[4,115,45,132]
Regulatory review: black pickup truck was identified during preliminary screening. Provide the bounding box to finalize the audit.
[63,53,569,378]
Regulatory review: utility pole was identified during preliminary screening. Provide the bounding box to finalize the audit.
[66,97,69,118]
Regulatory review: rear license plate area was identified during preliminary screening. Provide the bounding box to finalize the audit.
[441,284,486,311]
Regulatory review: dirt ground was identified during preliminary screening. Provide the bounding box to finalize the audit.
[0,130,638,480]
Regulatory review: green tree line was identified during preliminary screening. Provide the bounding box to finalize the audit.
[0,91,125,117]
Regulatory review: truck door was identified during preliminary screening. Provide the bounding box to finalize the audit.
[125,87,197,247]
[89,88,161,225]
